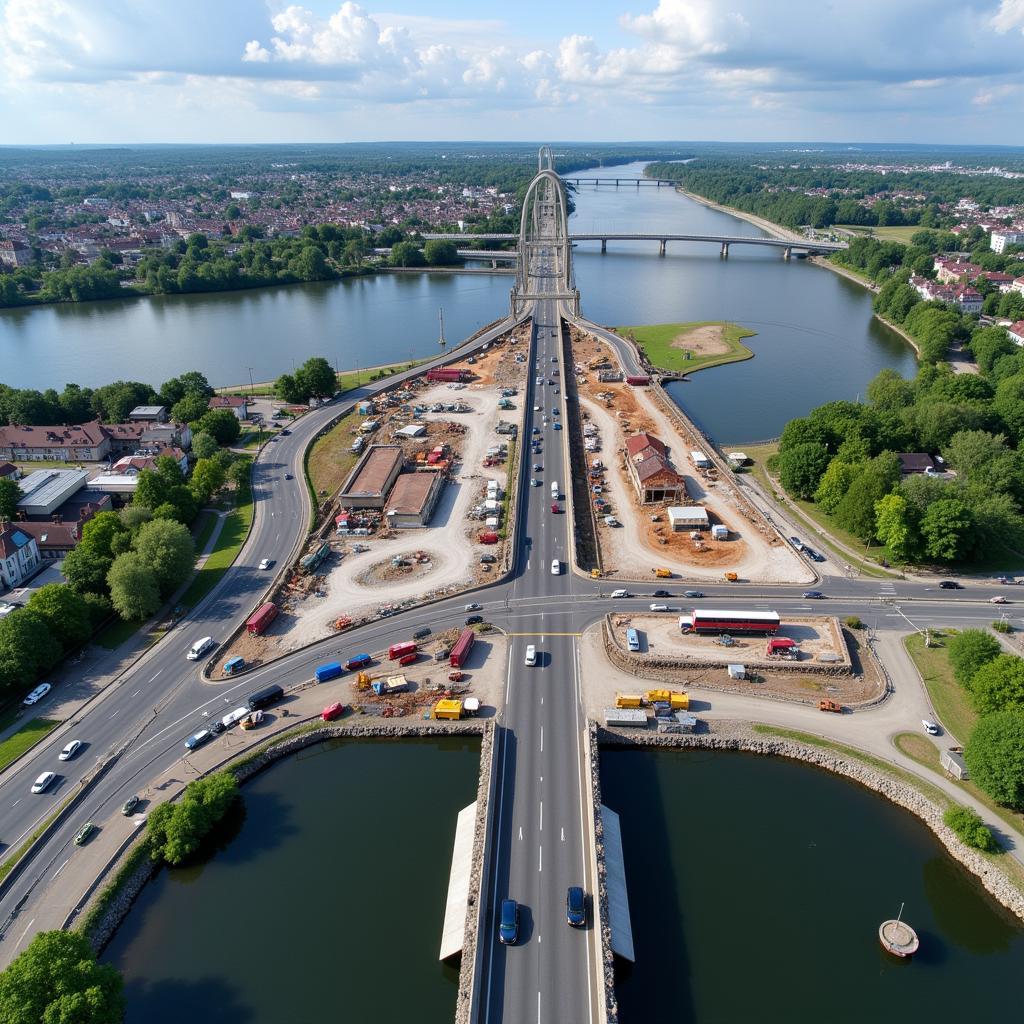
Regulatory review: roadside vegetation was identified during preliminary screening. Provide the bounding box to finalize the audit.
[147,771,239,866]
[307,410,362,500]
[0,718,59,772]
[617,320,755,374]
[904,631,978,741]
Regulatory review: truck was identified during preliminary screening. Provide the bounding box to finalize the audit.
[246,601,278,637]
[315,661,343,683]
[479,531,499,544]
[818,700,843,714]
[426,367,468,383]
[372,675,408,696]
[388,641,418,661]
[449,627,475,668]
[625,375,651,386]
[432,698,463,720]
[300,542,331,573]
[766,637,798,657]
[345,653,372,671]
[653,567,673,578]
[645,689,689,710]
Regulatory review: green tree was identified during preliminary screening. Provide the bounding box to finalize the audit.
[920,497,974,562]
[813,459,859,514]
[389,240,425,267]
[967,655,1024,715]
[833,452,901,542]
[189,458,226,504]
[228,457,252,492]
[874,493,919,562]
[191,431,219,460]
[118,504,153,533]
[777,441,831,499]
[294,356,336,400]
[993,374,1024,443]
[61,544,113,595]
[942,430,1006,483]
[133,468,169,510]
[423,239,458,265]
[147,771,239,865]
[170,392,210,424]
[193,409,241,446]
[0,929,124,1024]
[26,584,91,650]
[132,519,195,595]
[942,806,998,852]
[0,610,62,696]
[0,476,20,519]
[274,372,302,404]
[107,552,161,621]
[949,628,1002,688]
[79,511,128,560]
[964,709,1024,808]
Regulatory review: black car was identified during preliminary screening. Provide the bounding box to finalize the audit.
[499,899,519,945]
[652,590,671,597]
[285,473,293,480]
[566,886,586,927]
[209,719,226,735]
[465,614,483,625]
[413,626,431,639]
[939,580,963,590]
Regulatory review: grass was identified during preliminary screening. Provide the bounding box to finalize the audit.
[893,731,942,772]
[178,492,255,609]
[0,718,59,772]
[834,224,921,244]
[903,631,978,742]
[306,410,361,500]
[617,321,756,374]
[192,509,218,554]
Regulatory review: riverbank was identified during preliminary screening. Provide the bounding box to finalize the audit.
[617,320,755,375]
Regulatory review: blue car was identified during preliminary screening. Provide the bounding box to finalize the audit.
[553,423,562,431]
[566,886,586,927]
[499,898,519,945]
[184,729,212,751]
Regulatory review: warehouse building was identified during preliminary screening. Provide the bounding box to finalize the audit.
[15,469,89,517]
[385,471,447,528]
[667,506,709,531]
[338,445,404,510]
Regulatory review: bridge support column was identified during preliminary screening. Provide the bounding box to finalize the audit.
[783,246,792,261]
[600,238,607,254]
[659,239,667,257]
[720,242,729,258]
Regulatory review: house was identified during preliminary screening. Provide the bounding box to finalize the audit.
[0,421,111,462]
[0,463,20,480]
[128,405,168,423]
[978,271,1015,292]
[0,526,41,588]
[207,395,249,420]
[625,432,687,505]
[103,422,191,455]
[897,453,935,475]
[947,284,983,314]
[1007,321,1024,346]
[0,240,32,268]
[1012,276,1024,296]
[14,521,79,560]
[990,230,1024,254]
[934,258,981,284]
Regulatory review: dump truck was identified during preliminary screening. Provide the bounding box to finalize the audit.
[432,698,463,720]
[818,699,843,713]
[372,675,408,696]
[645,689,689,710]
[615,694,644,709]
[724,572,739,582]
[653,567,673,578]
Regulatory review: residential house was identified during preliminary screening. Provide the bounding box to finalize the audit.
[0,463,19,480]
[0,421,111,462]
[0,240,32,268]
[14,521,79,560]
[625,432,687,505]
[1013,277,1024,296]
[207,395,250,420]
[898,453,936,475]
[1007,321,1024,347]
[0,525,41,588]
[977,270,1015,292]
[934,257,981,283]
[128,405,168,423]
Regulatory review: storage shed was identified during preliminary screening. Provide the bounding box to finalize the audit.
[727,664,746,680]
[667,506,709,531]
[690,451,711,469]
[941,749,969,780]
[395,423,427,439]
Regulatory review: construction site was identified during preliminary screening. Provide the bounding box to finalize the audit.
[567,324,812,584]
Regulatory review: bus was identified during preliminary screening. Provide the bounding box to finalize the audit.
[626,627,641,652]
[678,609,780,636]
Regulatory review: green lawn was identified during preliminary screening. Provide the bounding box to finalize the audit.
[617,321,755,374]
[0,718,59,772]
[893,730,942,772]
[178,494,255,609]
[307,410,361,499]
[834,224,921,244]
[903,632,978,743]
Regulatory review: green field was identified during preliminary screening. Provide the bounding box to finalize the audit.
[903,631,978,743]
[617,321,755,374]
[834,224,921,244]
[178,494,255,609]
[0,718,59,773]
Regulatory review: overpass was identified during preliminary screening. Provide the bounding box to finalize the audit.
[562,176,678,187]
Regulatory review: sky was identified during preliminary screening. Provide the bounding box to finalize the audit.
[1,0,1024,146]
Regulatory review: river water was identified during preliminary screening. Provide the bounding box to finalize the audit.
[0,162,914,443]
[601,746,1024,1023]
[103,737,480,1024]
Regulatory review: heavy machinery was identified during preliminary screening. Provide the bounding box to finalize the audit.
[818,700,843,713]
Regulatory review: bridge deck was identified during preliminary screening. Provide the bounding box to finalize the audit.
[439,800,477,961]
[601,804,636,962]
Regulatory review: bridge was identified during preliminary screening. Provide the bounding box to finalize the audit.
[562,176,678,187]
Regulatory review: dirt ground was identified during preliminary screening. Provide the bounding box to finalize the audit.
[670,324,730,356]
[609,613,850,669]
[579,622,881,716]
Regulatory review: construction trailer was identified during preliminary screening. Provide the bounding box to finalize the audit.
[246,602,278,636]
[432,698,464,720]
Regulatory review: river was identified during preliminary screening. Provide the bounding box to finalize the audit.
[600,746,1024,1023]
[103,736,480,1024]
[0,162,914,443]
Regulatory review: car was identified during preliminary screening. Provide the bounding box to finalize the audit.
[465,614,483,625]
[321,702,345,722]
[209,719,226,735]
[531,427,540,435]
[610,589,630,598]
[803,591,825,599]
[525,645,537,666]
[939,580,962,590]
[922,719,940,735]
[534,405,541,411]
[464,603,481,611]
[480,554,496,564]
[652,590,671,597]
[499,898,520,945]
[789,536,803,550]
[23,682,51,706]
[553,422,562,430]
[280,429,291,436]
[74,822,97,846]
[991,595,1009,604]
[259,558,272,570]
[649,603,669,612]
[551,355,557,362]
[58,740,83,761]
[531,478,541,487]
[551,503,560,514]
[31,771,57,794]
[683,590,704,599]
[566,886,586,927]
[269,436,279,442]
[284,473,293,480]
[552,408,559,416]
[413,626,431,640]
[533,463,543,472]
[995,576,1018,585]
[184,729,213,751]
[551,559,561,575]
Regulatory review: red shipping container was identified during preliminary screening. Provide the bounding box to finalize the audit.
[246,602,278,636]
[449,628,475,668]
[388,641,418,660]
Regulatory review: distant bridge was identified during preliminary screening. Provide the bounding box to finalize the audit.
[561,176,679,187]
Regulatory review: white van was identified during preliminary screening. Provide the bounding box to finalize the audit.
[550,482,559,499]
[525,645,537,666]
[187,636,215,661]
[551,559,561,575]
[221,706,251,729]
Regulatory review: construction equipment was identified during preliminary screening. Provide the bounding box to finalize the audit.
[615,694,644,709]
[724,572,739,582]
[432,698,463,720]
[818,700,843,713]
[653,568,673,578]
[355,671,374,691]
[645,689,689,710]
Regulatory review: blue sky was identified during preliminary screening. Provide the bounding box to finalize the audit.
[1,0,1023,145]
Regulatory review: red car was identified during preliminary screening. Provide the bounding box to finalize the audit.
[321,702,345,722]
[551,503,561,514]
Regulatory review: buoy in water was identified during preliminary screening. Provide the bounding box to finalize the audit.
[879,917,919,958]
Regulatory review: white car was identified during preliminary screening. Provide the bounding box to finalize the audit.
[922,719,940,736]
[31,771,57,794]
[23,683,51,706]
[649,603,669,612]
[58,740,83,762]
[464,602,482,611]
[525,644,537,666]
[551,559,561,576]
[534,405,541,411]
[610,589,630,598]
[259,558,272,570]
[990,595,1009,604]
[221,706,251,729]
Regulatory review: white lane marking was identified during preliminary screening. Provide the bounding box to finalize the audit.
[538,991,542,1023]
[14,918,35,948]
[109,710,118,718]
[131,690,141,698]
[519,826,523,841]
[539,844,543,872]
[149,670,162,681]
[572,640,595,1024]
[505,648,514,704]
[52,858,70,880]
[539,801,543,831]
[540,726,544,753]
[11,799,19,808]
[560,827,565,842]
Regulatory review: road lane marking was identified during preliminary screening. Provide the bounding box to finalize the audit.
[560,827,565,841]
[519,826,523,840]
[131,690,141,698]
[52,858,69,880]
[540,801,543,831]
[15,918,35,949]
[539,844,543,872]
[540,726,543,752]
[149,670,162,681]
[11,799,19,808]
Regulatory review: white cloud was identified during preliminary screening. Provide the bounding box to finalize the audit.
[991,0,1024,32]
[622,0,750,54]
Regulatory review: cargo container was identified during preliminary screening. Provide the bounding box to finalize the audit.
[398,651,419,666]
[315,661,343,683]
[615,694,643,709]
[432,698,463,720]
[625,375,650,386]
[479,531,499,544]
[449,627,475,668]
[345,653,372,671]
[388,641,418,661]
[426,367,468,383]
[645,689,689,710]
[321,702,345,722]
[372,675,408,696]
[604,707,648,727]
[246,601,278,637]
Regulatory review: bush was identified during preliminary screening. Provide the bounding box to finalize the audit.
[942,806,998,852]
[844,616,864,630]
[964,709,1024,808]
[992,619,1013,634]
[147,770,239,865]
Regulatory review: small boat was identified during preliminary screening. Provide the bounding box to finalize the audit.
[879,903,919,958]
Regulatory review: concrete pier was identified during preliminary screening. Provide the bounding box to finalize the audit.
[601,805,636,962]
[439,801,477,961]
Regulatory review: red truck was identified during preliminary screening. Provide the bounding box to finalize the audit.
[246,602,278,637]
[426,367,468,383]
[449,628,475,668]
[625,375,651,386]
[479,531,499,544]
[388,641,418,661]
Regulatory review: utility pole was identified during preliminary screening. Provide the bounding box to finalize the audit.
[439,306,446,352]
[247,366,255,396]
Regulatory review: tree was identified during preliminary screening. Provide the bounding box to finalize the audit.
[874,493,919,562]
[107,552,161,621]
[948,628,1002,690]
[0,610,61,696]
[79,511,129,560]
[294,356,336,400]
[813,459,859,515]
[0,929,124,1024]
[132,468,170,510]
[389,240,425,267]
[170,392,210,424]
[964,709,1024,808]
[118,503,153,533]
[0,477,20,520]
[147,771,239,865]
[993,374,1024,443]
[61,544,113,595]
[942,806,998,852]
[920,497,974,562]
[424,239,458,265]
[90,380,155,423]
[132,519,195,595]
[26,584,92,651]
[191,431,219,460]
[967,655,1024,715]
[228,457,252,492]
[942,430,1006,483]
[777,442,831,499]
[833,452,901,542]
[274,372,302,404]
[190,458,226,504]
[193,409,241,446]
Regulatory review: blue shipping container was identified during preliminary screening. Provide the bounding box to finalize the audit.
[315,661,343,683]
